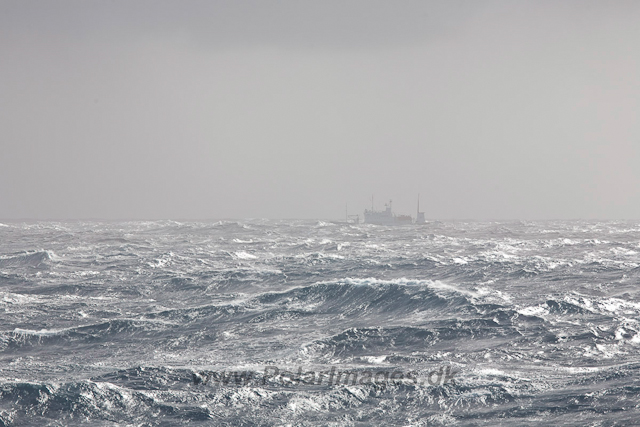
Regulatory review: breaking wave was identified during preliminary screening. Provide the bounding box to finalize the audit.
[0,250,57,269]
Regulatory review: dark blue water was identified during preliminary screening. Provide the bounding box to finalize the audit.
[1,220,639,425]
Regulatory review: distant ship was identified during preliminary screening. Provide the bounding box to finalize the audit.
[364,199,413,225]
[345,196,426,225]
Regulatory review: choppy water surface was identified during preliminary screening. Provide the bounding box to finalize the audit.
[1,220,639,425]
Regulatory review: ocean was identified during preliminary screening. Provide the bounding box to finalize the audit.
[0,220,639,426]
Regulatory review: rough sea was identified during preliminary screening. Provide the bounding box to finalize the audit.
[1,220,639,426]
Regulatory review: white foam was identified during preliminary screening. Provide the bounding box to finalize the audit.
[595,343,623,358]
[476,367,507,376]
[235,251,257,260]
[362,355,387,364]
[1,292,43,305]
[13,328,66,336]
[560,366,603,374]
[518,305,548,317]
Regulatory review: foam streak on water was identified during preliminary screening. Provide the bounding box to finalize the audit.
[1,220,639,425]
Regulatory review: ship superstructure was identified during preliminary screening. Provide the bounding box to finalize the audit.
[364,199,412,225]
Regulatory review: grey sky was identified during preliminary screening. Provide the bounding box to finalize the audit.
[1,1,639,220]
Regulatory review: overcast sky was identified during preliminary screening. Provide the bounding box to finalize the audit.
[1,1,639,220]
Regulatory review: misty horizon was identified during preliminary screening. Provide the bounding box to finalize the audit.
[2,1,639,220]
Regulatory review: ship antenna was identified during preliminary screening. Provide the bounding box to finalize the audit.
[417,194,420,216]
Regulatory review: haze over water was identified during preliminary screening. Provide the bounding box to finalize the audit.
[1,1,639,220]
